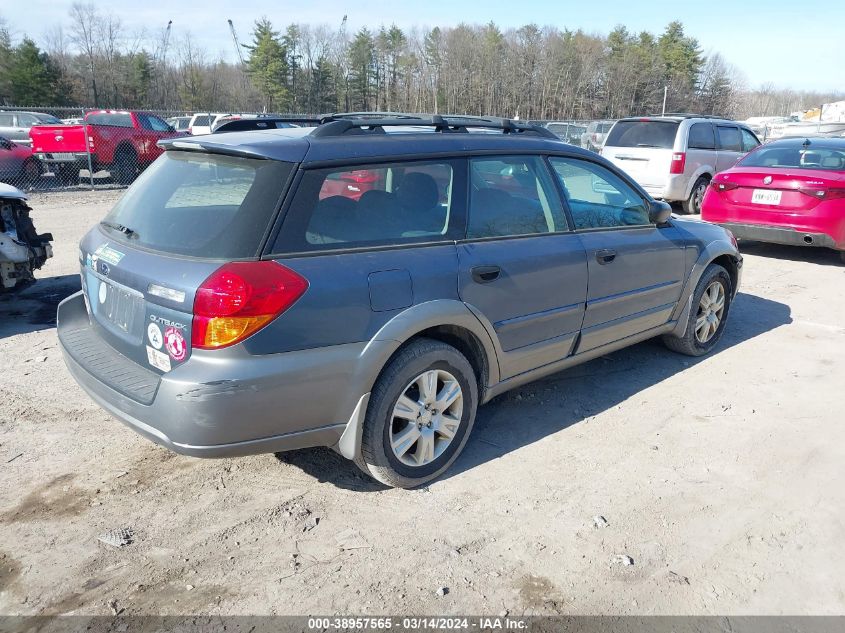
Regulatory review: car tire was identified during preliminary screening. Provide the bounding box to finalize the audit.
[56,164,79,186]
[839,250,845,265]
[682,176,710,215]
[662,263,733,357]
[19,158,42,187]
[356,338,478,489]
[112,149,138,185]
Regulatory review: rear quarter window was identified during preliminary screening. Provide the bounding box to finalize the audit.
[274,159,465,252]
[604,121,679,149]
[101,151,292,258]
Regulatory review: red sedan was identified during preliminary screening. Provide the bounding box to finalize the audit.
[701,137,845,262]
[0,136,41,187]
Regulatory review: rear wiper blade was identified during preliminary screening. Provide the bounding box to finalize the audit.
[100,221,136,237]
[636,143,662,148]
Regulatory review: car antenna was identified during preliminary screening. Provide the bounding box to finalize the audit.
[802,138,811,149]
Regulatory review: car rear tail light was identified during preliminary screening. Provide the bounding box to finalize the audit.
[341,170,377,183]
[192,261,308,349]
[798,187,845,200]
[713,181,739,192]
[669,152,686,174]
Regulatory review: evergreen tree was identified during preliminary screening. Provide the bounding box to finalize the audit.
[658,20,702,107]
[126,51,153,107]
[8,38,64,105]
[244,18,289,112]
[348,28,375,111]
[0,19,12,103]
[311,55,338,113]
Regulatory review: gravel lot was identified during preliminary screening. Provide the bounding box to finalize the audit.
[1,189,844,616]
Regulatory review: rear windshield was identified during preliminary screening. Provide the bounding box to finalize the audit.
[192,115,212,127]
[101,151,291,258]
[35,113,62,124]
[739,145,845,171]
[604,120,679,149]
[87,113,134,127]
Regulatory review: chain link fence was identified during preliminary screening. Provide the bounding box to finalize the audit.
[4,105,845,194]
[14,107,843,194]
[0,106,317,193]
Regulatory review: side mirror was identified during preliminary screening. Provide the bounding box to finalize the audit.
[648,200,672,225]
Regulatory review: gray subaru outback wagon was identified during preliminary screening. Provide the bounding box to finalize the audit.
[57,114,742,488]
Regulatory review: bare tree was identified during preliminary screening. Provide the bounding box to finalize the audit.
[68,3,100,105]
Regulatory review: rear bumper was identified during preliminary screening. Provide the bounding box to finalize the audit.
[35,152,89,164]
[57,291,381,458]
[645,175,688,203]
[720,222,840,250]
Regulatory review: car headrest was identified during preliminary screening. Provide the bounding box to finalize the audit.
[820,155,844,169]
[396,172,439,211]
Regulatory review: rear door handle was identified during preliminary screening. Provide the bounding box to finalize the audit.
[595,249,617,264]
[471,265,501,283]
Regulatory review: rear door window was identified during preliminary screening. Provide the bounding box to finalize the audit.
[604,120,679,149]
[17,113,39,127]
[716,126,742,151]
[467,156,568,238]
[0,114,15,127]
[275,159,464,252]
[101,151,292,258]
[687,123,715,150]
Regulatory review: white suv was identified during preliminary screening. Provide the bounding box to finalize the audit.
[602,115,761,214]
[188,113,234,136]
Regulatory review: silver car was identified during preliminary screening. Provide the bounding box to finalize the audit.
[0,111,63,147]
[581,120,615,152]
[602,115,761,214]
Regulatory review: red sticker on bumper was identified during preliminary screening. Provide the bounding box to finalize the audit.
[164,326,187,361]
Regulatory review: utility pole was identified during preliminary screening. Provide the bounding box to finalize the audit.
[662,85,668,116]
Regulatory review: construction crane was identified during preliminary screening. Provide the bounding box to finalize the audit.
[227,19,246,67]
[159,21,172,109]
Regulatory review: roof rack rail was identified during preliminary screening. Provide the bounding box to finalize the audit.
[322,111,424,121]
[647,112,731,120]
[309,113,558,139]
[213,116,321,133]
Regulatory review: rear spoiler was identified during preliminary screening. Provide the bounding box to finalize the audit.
[213,117,320,134]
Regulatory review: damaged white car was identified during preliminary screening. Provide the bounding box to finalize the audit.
[0,183,53,292]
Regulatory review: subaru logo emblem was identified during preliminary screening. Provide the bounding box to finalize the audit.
[763,176,772,185]
[100,262,110,276]
[55,135,63,142]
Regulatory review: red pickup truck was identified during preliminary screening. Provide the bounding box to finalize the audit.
[29,110,183,184]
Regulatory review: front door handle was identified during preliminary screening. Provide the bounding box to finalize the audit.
[595,249,617,264]
[471,265,501,283]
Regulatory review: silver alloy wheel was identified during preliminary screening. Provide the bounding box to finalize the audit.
[389,369,464,467]
[692,181,707,213]
[695,281,726,343]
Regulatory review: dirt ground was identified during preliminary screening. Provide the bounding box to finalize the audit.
[1,188,844,617]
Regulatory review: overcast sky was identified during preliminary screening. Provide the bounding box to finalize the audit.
[2,0,843,93]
